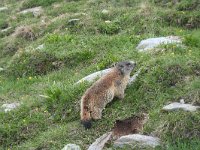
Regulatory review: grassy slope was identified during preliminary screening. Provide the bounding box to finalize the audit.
[0,0,200,149]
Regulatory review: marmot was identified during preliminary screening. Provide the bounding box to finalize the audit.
[80,61,136,129]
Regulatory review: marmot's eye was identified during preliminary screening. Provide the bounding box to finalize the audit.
[126,63,131,66]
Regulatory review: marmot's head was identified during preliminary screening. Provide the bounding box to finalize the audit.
[116,61,136,75]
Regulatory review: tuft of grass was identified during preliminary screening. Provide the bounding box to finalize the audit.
[0,104,49,148]
[21,0,63,9]
[14,26,36,41]
[6,49,61,77]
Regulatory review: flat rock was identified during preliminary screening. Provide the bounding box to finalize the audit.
[75,68,112,84]
[114,134,160,148]
[0,7,8,12]
[1,102,20,112]
[75,68,141,85]
[88,132,112,150]
[19,7,43,17]
[128,68,141,85]
[162,102,200,112]
[36,44,44,50]
[136,36,182,52]
[68,19,80,25]
[0,67,4,71]
[105,20,111,23]
[1,27,12,32]
[62,144,81,150]
[102,9,109,14]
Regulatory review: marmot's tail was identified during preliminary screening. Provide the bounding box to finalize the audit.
[81,97,92,129]
[81,120,92,129]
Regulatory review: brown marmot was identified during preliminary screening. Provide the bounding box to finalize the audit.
[80,61,136,129]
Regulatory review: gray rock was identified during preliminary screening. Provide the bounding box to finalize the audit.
[1,102,20,112]
[19,7,43,17]
[0,67,4,71]
[36,44,44,50]
[88,132,112,150]
[114,134,160,148]
[68,19,80,25]
[1,27,12,32]
[75,66,141,85]
[0,7,8,12]
[102,9,109,14]
[136,36,182,52]
[105,20,111,23]
[162,102,200,112]
[75,68,112,84]
[128,68,141,85]
[62,144,81,150]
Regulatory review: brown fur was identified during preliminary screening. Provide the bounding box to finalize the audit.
[80,61,136,129]
[112,113,149,139]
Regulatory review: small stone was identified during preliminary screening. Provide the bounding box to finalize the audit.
[1,103,20,112]
[180,99,185,104]
[1,27,12,32]
[68,19,80,25]
[136,36,182,52]
[19,7,43,17]
[128,68,141,85]
[0,7,8,12]
[105,20,111,23]
[75,68,112,84]
[102,9,109,14]
[62,144,81,150]
[0,67,4,71]
[75,65,141,85]
[88,132,112,150]
[36,44,44,50]
[162,102,199,112]
[114,134,160,148]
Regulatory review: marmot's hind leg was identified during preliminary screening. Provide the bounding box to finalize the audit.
[91,107,102,120]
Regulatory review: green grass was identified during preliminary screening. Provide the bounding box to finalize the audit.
[0,0,200,149]
[21,0,63,9]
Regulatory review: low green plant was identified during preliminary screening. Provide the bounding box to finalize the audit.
[7,50,59,77]
[0,104,49,148]
[98,21,121,35]
[21,0,63,9]
[44,83,88,122]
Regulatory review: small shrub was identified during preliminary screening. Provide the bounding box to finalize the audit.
[7,50,61,77]
[14,26,36,41]
[161,10,200,29]
[176,0,200,11]
[0,19,8,30]
[98,22,121,35]
[184,32,200,47]
[0,105,48,147]
[46,34,73,43]
[44,83,87,122]
[21,0,63,9]
[97,53,119,70]
[64,49,96,67]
